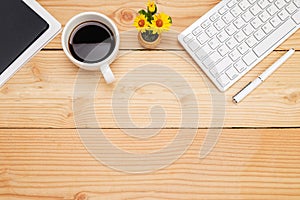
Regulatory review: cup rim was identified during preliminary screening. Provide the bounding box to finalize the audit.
[62,12,120,68]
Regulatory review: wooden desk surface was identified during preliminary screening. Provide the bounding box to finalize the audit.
[1,0,300,199]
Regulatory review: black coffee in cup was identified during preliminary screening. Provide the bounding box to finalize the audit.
[68,21,115,63]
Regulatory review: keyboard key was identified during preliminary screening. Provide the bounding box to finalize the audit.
[258,0,270,9]
[217,73,231,86]
[210,51,222,62]
[210,13,220,21]
[228,0,238,8]
[270,15,282,27]
[292,9,300,23]
[294,0,300,7]
[197,32,210,44]
[201,44,213,54]
[229,49,242,61]
[201,20,211,29]
[217,31,230,42]
[246,36,258,47]
[183,34,193,43]
[239,0,251,10]
[243,24,255,35]
[214,19,226,30]
[218,45,230,56]
[223,12,235,23]
[242,10,254,22]
[253,18,297,57]
[188,40,200,51]
[243,51,258,65]
[233,17,245,29]
[267,4,279,15]
[234,59,248,72]
[254,29,266,41]
[206,26,218,37]
[259,11,271,22]
[192,27,202,36]
[278,9,290,21]
[250,4,262,16]
[195,48,209,61]
[262,22,274,34]
[237,42,249,54]
[251,17,263,29]
[225,24,237,35]
[286,2,297,13]
[196,45,213,60]
[226,37,239,49]
[203,51,222,68]
[235,31,247,42]
[231,5,243,17]
[208,38,220,49]
[226,67,239,80]
[275,0,287,9]
[210,57,232,77]
[219,6,229,15]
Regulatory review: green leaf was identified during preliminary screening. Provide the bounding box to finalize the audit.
[138,9,147,16]
[168,16,173,24]
[146,12,153,24]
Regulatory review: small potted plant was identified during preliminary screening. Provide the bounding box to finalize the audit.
[133,1,172,49]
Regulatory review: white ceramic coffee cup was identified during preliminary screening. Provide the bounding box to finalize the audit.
[62,12,120,84]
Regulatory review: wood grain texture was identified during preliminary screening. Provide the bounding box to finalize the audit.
[1,1,300,199]
[38,0,300,50]
[1,129,300,200]
[0,50,299,129]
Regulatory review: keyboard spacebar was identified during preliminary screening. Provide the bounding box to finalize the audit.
[253,18,297,57]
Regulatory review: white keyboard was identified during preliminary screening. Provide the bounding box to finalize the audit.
[178,0,300,92]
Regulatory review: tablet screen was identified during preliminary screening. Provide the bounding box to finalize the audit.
[0,1,49,75]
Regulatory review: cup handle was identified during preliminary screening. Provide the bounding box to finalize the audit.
[100,64,115,84]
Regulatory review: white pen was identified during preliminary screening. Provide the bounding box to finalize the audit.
[233,48,295,104]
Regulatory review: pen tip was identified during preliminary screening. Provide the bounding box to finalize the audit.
[232,98,238,104]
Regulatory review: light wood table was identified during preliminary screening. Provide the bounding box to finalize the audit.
[1,0,300,199]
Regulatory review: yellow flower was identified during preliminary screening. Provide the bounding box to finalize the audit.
[147,1,156,13]
[133,14,149,32]
[150,13,172,34]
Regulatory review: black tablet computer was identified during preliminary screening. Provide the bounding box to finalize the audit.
[0,0,61,87]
